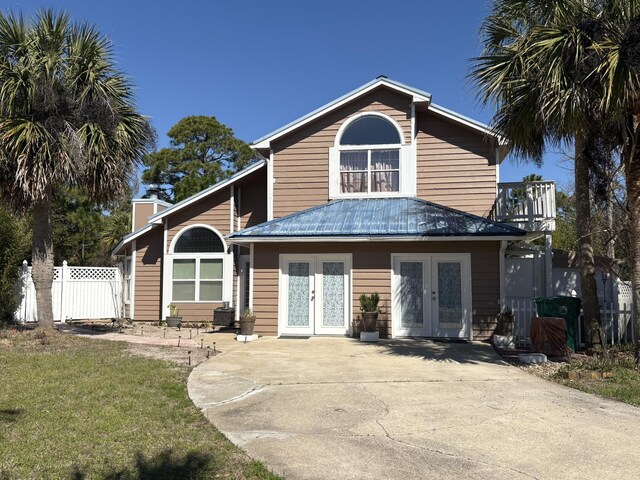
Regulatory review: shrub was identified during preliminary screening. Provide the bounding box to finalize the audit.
[0,206,29,324]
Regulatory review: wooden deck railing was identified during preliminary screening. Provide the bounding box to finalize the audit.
[489,181,556,231]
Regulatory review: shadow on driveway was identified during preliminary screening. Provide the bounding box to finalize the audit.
[350,338,506,365]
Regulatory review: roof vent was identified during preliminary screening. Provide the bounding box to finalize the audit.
[376,74,388,79]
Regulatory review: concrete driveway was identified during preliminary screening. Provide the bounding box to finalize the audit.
[188,337,639,480]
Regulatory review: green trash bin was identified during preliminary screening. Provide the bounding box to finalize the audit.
[534,296,583,352]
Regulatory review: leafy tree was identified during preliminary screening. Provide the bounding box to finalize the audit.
[0,10,153,329]
[52,187,106,266]
[100,206,131,257]
[142,116,253,202]
[552,183,629,276]
[0,205,30,324]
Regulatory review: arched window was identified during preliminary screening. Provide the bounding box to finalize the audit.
[339,116,401,145]
[337,114,402,194]
[170,227,226,303]
[174,227,224,253]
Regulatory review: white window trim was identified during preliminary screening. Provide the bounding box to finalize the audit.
[164,224,232,312]
[170,255,225,303]
[329,113,416,199]
[123,256,132,305]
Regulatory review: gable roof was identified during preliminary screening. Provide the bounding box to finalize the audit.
[111,223,157,256]
[146,159,266,225]
[227,198,525,243]
[252,77,497,150]
[111,160,266,256]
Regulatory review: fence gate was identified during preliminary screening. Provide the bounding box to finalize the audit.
[16,261,123,322]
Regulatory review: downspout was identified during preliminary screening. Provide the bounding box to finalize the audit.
[499,240,507,312]
[545,234,553,297]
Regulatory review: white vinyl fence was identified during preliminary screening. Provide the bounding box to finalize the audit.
[15,261,123,323]
[505,297,635,347]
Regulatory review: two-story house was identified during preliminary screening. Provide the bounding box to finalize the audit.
[113,77,556,340]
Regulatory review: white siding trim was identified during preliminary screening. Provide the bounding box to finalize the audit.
[130,240,136,319]
[268,150,274,221]
[229,186,234,234]
[237,187,242,231]
[249,243,254,309]
[223,250,234,306]
[499,240,507,310]
[162,219,169,319]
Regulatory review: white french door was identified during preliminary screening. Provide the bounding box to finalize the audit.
[392,254,472,339]
[279,254,351,336]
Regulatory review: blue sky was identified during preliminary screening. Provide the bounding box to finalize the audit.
[9,0,574,190]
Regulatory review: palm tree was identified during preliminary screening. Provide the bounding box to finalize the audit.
[594,1,640,361]
[0,10,153,329]
[471,0,606,348]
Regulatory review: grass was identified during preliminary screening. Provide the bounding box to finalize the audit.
[553,345,640,406]
[0,330,281,480]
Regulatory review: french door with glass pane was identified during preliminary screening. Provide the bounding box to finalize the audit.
[392,254,471,339]
[279,254,351,336]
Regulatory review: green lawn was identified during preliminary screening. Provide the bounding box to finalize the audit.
[554,347,640,406]
[0,330,280,480]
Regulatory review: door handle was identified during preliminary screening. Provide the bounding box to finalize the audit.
[432,291,436,301]
[311,289,315,301]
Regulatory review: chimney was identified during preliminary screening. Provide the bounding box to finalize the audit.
[147,184,159,200]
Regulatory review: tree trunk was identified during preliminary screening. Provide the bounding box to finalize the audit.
[605,159,616,260]
[31,188,55,329]
[575,137,602,348]
[625,115,640,363]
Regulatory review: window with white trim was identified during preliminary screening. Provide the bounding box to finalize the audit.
[171,227,225,302]
[339,116,401,194]
[329,114,415,198]
[123,256,132,303]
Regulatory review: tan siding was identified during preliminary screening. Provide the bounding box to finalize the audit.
[252,241,500,340]
[133,203,154,230]
[166,187,232,248]
[175,302,221,323]
[237,168,267,229]
[272,87,412,218]
[133,228,163,321]
[416,112,497,216]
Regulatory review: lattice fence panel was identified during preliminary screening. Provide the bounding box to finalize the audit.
[69,267,118,281]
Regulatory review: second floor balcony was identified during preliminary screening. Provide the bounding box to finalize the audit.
[489,181,556,233]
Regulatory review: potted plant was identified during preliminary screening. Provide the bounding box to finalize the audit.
[493,308,515,348]
[166,304,182,328]
[239,307,256,336]
[359,293,380,342]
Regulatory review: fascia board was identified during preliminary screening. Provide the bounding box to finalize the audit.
[252,78,432,149]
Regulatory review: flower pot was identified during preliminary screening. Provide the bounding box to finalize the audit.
[166,316,182,328]
[362,312,378,332]
[239,316,256,335]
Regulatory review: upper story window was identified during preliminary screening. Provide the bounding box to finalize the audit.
[339,116,401,194]
[330,113,415,198]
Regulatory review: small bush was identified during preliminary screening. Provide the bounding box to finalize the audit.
[0,206,30,325]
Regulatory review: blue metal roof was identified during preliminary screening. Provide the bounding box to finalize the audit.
[228,198,526,240]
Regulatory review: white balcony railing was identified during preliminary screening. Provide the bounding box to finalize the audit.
[490,181,556,232]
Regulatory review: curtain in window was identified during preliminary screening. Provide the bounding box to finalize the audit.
[340,151,367,193]
[371,150,399,192]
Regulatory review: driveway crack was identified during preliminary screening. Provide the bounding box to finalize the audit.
[359,384,539,480]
